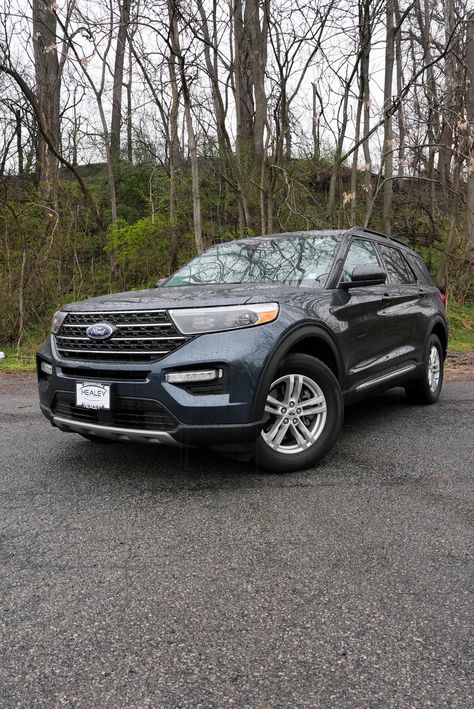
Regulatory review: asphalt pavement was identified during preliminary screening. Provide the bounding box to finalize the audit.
[0,373,473,708]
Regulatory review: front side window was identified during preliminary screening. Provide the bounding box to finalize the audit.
[378,245,416,284]
[165,235,340,288]
[341,239,380,282]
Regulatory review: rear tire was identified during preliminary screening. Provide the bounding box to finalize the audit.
[405,334,444,404]
[255,353,343,473]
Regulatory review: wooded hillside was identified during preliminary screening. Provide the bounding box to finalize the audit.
[0,1,473,348]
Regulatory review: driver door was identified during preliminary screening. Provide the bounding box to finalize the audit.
[332,238,390,389]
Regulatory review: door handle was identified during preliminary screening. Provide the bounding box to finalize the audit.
[419,288,426,297]
[382,293,390,300]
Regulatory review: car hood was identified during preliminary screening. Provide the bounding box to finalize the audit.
[62,283,327,312]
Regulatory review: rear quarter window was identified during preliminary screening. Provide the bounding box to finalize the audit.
[378,244,417,285]
[408,254,434,285]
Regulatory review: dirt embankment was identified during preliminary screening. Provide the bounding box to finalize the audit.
[445,349,474,381]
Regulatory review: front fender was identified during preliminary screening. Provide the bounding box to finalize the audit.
[251,321,342,420]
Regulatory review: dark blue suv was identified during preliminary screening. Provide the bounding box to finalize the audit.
[37,228,448,472]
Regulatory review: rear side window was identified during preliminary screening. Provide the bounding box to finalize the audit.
[378,245,417,284]
[341,239,380,281]
[409,255,434,285]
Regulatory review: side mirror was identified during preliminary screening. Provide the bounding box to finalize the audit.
[340,264,387,289]
[155,277,166,288]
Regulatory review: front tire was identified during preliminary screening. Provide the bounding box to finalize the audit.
[255,353,343,473]
[405,334,444,404]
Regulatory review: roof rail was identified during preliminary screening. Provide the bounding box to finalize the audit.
[353,226,409,248]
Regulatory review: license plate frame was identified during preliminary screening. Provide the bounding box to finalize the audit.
[75,382,111,410]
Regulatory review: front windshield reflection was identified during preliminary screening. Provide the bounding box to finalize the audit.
[165,235,339,288]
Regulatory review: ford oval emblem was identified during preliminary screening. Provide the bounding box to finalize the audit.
[86,322,116,341]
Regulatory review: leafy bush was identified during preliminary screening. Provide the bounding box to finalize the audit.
[105,216,171,286]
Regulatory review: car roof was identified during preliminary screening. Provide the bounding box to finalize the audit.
[350,226,412,250]
[227,229,349,247]
[222,227,413,252]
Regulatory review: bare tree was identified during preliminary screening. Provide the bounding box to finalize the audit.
[465,10,474,254]
[32,0,62,202]
[233,0,255,195]
[195,0,251,230]
[168,0,204,254]
[326,41,362,218]
[57,1,119,223]
[382,0,395,233]
[414,0,439,228]
[438,0,460,188]
[110,0,132,165]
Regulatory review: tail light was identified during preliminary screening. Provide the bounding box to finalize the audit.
[439,293,447,306]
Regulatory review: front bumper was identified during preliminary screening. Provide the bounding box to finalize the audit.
[50,414,264,450]
[37,322,287,450]
[51,416,179,445]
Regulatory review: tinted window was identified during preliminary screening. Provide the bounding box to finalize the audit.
[341,239,380,281]
[408,254,432,284]
[379,245,416,284]
[165,235,340,288]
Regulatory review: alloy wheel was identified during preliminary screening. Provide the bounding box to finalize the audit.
[427,345,441,392]
[261,373,327,454]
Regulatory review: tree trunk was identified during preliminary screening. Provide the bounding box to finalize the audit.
[438,0,458,188]
[312,82,320,162]
[233,0,255,177]
[197,0,250,230]
[126,36,133,163]
[167,1,182,272]
[350,88,363,226]
[327,58,361,218]
[437,155,463,290]
[415,0,438,230]
[382,0,395,234]
[32,0,61,203]
[183,89,204,254]
[394,0,405,181]
[174,20,204,256]
[15,109,23,174]
[245,0,268,231]
[360,0,373,217]
[110,0,131,166]
[233,0,258,231]
[465,11,474,255]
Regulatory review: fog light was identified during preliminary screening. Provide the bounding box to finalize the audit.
[165,369,223,384]
[40,361,53,375]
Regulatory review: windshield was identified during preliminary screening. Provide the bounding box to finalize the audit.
[165,235,340,288]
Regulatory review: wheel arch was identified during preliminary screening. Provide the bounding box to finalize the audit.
[430,318,448,360]
[252,323,343,420]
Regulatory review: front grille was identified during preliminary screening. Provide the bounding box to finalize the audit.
[54,310,191,362]
[52,393,178,431]
[61,367,151,381]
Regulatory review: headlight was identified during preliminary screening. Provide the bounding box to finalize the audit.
[51,311,67,334]
[169,303,279,335]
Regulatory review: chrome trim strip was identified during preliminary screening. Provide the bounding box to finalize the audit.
[62,322,173,328]
[53,416,180,445]
[57,348,169,355]
[64,309,167,314]
[57,335,185,341]
[355,364,416,391]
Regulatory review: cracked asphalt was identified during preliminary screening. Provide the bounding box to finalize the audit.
[0,373,473,708]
